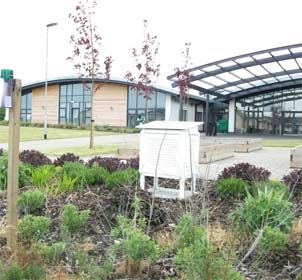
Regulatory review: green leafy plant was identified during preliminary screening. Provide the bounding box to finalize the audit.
[23,264,46,280]
[35,242,67,264]
[0,263,45,280]
[175,214,243,280]
[61,162,86,190]
[18,215,51,242]
[259,226,289,255]
[32,165,56,189]
[72,250,101,280]
[105,168,139,189]
[84,164,109,186]
[112,215,159,273]
[55,172,77,194]
[61,204,89,235]
[216,178,249,199]
[255,180,289,196]
[18,190,45,215]
[0,156,32,190]
[230,188,294,234]
[1,263,23,280]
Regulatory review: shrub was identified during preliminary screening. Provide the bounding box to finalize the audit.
[19,150,52,167]
[259,226,288,255]
[54,153,84,167]
[175,214,243,280]
[86,156,125,172]
[0,156,32,190]
[218,162,271,185]
[18,215,51,242]
[61,162,87,190]
[32,165,56,189]
[255,180,289,196]
[230,188,294,234]
[105,168,139,189]
[35,241,67,264]
[282,169,302,193]
[112,215,159,267]
[18,190,45,215]
[0,148,3,156]
[84,164,110,186]
[61,204,89,235]
[215,178,249,199]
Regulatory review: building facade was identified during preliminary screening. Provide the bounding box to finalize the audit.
[20,77,207,128]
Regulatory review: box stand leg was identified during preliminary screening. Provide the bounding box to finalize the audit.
[192,175,196,194]
[140,174,145,190]
[179,178,185,199]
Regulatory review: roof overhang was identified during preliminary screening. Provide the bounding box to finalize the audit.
[167,44,302,102]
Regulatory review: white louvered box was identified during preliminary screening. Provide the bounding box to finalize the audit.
[137,121,202,199]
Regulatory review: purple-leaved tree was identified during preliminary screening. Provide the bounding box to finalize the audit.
[174,42,192,121]
[125,19,160,123]
[67,0,113,148]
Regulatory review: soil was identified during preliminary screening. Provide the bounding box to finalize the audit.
[0,182,302,279]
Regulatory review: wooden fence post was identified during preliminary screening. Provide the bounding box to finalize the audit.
[6,79,21,252]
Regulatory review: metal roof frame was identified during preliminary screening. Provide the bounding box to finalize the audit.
[167,44,302,101]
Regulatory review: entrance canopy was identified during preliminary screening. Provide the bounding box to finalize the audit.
[167,44,302,106]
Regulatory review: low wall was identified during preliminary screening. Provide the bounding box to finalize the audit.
[199,143,234,163]
[290,145,302,168]
[200,137,263,153]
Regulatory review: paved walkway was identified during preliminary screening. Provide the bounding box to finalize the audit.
[198,147,291,180]
[0,133,140,151]
[0,134,292,180]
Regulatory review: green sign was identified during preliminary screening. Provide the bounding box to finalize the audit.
[0,69,14,108]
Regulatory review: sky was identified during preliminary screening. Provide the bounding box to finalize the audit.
[0,0,302,90]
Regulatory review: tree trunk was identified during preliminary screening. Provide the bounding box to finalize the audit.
[179,95,184,121]
[145,99,149,123]
[89,81,95,149]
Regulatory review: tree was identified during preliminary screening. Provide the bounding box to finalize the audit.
[67,0,113,148]
[174,42,192,121]
[125,19,160,123]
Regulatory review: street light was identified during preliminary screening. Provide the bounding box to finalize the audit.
[44,22,58,140]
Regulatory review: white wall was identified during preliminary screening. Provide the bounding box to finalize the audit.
[165,95,196,121]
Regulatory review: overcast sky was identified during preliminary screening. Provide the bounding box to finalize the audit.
[0,0,301,89]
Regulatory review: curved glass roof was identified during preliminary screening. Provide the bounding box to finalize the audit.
[167,44,302,101]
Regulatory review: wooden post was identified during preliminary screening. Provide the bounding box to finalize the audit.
[6,79,21,252]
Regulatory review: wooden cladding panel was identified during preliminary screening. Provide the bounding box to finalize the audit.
[93,83,127,127]
[32,85,59,124]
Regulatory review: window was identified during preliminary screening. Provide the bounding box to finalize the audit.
[20,91,32,122]
[59,83,92,125]
[127,87,166,127]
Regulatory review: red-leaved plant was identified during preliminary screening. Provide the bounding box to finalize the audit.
[67,0,113,148]
[125,19,160,123]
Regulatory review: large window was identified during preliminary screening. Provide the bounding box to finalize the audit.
[21,91,32,122]
[59,83,92,125]
[235,90,302,134]
[127,88,166,127]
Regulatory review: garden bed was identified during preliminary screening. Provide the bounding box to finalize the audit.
[0,150,302,279]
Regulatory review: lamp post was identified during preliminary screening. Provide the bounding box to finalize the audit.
[44,22,58,140]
